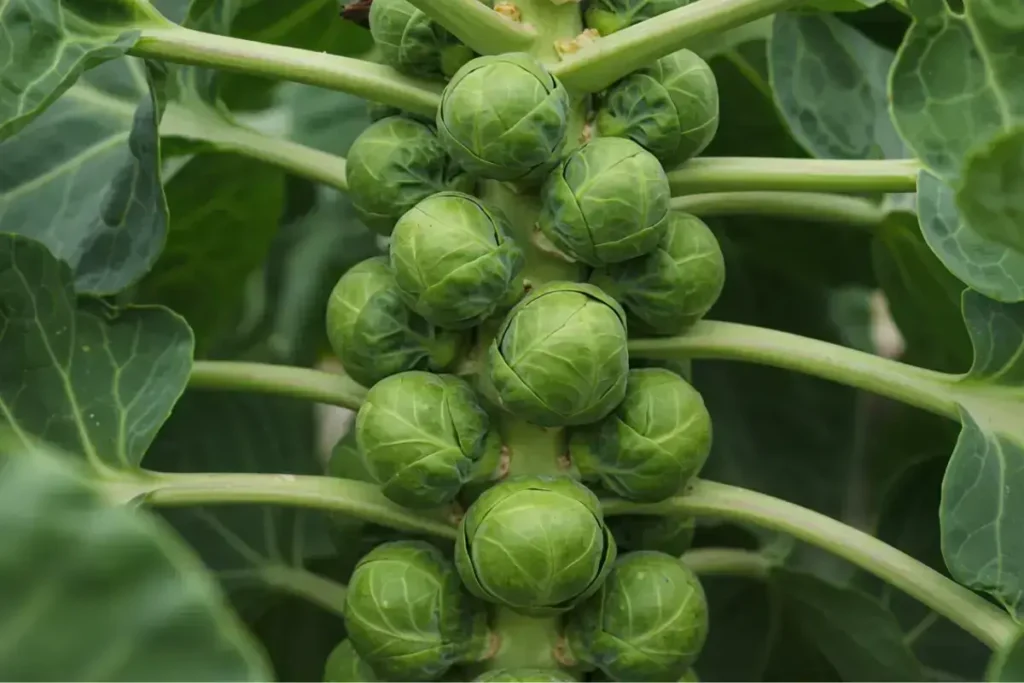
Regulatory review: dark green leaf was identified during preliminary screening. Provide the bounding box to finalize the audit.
[956,126,1024,255]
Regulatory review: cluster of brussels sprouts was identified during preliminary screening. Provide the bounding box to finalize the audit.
[324,1,725,677]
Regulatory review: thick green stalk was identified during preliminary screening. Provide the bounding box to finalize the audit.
[257,565,349,617]
[681,548,772,578]
[188,361,367,410]
[401,0,537,54]
[667,157,920,195]
[671,192,885,228]
[131,26,442,118]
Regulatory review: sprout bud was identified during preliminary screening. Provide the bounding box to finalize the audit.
[584,0,697,35]
[345,541,492,681]
[346,116,474,235]
[369,0,478,80]
[324,640,381,682]
[356,371,504,508]
[438,53,571,181]
[539,138,670,266]
[325,257,464,387]
[484,282,629,427]
[596,49,719,167]
[390,192,526,329]
[455,475,617,615]
[566,551,709,682]
[591,212,725,335]
[569,368,712,503]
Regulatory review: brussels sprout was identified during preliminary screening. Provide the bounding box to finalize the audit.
[437,53,571,181]
[369,0,476,80]
[591,212,724,336]
[456,476,617,615]
[326,256,464,387]
[390,192,526,329]
[539,138,670,266]
[346,116,474,235]
[584,0,697,35]
[566,551,709,682]
[483,282,629,427]
[608,513,696,557]
[324,639,381,682]
[569,368,711,503]
[345,541,492,681]
[474,669,577,682]
[596,50,719,167]
[355,371,504,508]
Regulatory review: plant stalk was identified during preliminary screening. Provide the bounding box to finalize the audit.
[604,480,1017,650]
[401,0,537,55]
[671,192,885,228]
[667,157,920,195]
[681,548,773,578]
[257,565,349,617]
[188,361,367,410]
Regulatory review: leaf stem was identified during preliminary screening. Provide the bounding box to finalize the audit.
[681,547,773,578]
[188,361,366,410]
[603,480,1017,650]
[550,0,803,93]
[402,0,537,54]
[667,157,920,195]
[257,565,348,617]
[628,321,960,419]
[671,192,885,227]
[131,26,442,118]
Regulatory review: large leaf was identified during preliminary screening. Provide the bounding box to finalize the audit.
[0,59,169,295]
[0,433,270,680]
[0,234,193,471]
[957,126,1024,255]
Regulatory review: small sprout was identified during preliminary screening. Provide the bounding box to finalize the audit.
[390,191,525,329]
[596,49,719,167]
[483,281,629,427]
[323,640,381,682]
[345,541,493,681]
[585,0,697,35]
[591,212,725,335]
[474,669,578,682]
[437,53,571,181]
[569,367,712,502]
[369,0,476,80]
[325,257,464,387]
[539,137,671,266]
[493,1,521,21]
[566,551,709,681]
[346,117,474,235]
[356,371,503,508]
[455,475,617,615]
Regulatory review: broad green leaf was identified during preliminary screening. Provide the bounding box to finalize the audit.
[957,126,1024,254]
[0,59,168,296]
[776,570,925,681]
[988,627,1024,682]
[918,170,1024,303]
[0,434,270,680]
[0,0,167,140]
[0,234,193,471]
[769,12,905,160]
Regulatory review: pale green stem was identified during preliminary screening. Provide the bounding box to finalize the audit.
[188,361,367,410]
[402,0,537,54]
[667,157,920,195]
[671,192,885,228]
[161,103,348,191]
[681,547,772,578]
[550,0,802,93]
[603,480,1017,650]
[628,321,960,419]
[258,565,348,617]
[131,26,441,118]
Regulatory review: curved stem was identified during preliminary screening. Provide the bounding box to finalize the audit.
[681,547,772,578]
[603,480,1017,650]
[131,26,442,118]
[667,158,920,195]
[402,0,536,55]
[258,565,348,617]
[188,361,367,410]
[671,192,885,228]
[551,0,801,93]
[628,321,960,420]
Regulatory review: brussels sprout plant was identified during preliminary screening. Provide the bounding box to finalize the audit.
[5,0,1024,681]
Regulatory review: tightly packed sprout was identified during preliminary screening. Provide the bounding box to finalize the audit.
[324,640,380,682]
[584,0,697,35]
[369,0,478,80]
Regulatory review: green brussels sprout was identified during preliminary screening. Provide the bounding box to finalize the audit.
[355,371,504,508]
[474,669,577,682]
[345,541,492,681]
[483,282,629,427]
[596,50,719,167]
[326,256,464,387]
[591,212,724,336]
[584,0,697,35]
[608,514,696,557]
[437,53,571,181]
[569,368,712,503]
[369,0,476,80]
[390,192,526,329]
[539,138,670,266]
[324,640,381,682]
[566,551,709,682]
[346,116,474,235]
[455,476,617,616]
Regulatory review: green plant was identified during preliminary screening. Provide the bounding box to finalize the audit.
[2,0,1024,681]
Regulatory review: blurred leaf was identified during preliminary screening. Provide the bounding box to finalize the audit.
[989,628,1024,682]
[696,576,779,681]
